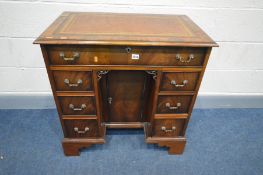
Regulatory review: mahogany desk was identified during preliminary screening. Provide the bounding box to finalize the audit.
[34,12,218,156]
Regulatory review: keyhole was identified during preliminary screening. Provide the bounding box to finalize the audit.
[125,47,132,53]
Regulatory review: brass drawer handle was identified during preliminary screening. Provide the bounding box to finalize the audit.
[64,79,83,87]
[69,104,86,111]
[166,102,181,110]
[176,54,194,63]
[60,52,80,61]
[74,127,89,134]
[171,80,188,87]
[161,126,176,133]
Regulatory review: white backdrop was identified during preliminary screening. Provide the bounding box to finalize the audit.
[0,0,263,97]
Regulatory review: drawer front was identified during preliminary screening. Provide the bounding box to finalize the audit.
[58,96,96,115]
[160,72,200,91]
[157,95,193,114]
[153,119,186,137]
[63,119,99,138]
[47,46,206,66]
[53,71,93,91]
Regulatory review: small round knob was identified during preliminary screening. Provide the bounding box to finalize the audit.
[77,79,83,84]
[64,79,70,84]
[81,104,87,109]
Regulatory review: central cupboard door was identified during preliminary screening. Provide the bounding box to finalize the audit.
[105,71,150,122]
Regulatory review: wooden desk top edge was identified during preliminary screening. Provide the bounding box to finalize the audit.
[34,12,218,47]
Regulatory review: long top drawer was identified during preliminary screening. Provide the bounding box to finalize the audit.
[46,46,206,66]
